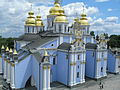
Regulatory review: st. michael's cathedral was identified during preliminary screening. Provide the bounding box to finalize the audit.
[0,0,119,90]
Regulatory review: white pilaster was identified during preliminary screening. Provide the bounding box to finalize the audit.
[82,52,85,83]
[7,63,11,83]
[69,54,74,86]
[103,60,107,77]
[47,67,51,90]
[96,51,100,79]
[43,66,47,90]
[6,62,8,80]
[0,57,3,74]
[115,57,119,73]
[4,60,7,79]
[73,54,76,85]
[11,65,15,89]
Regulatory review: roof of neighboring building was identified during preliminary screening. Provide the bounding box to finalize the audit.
[85,43,97,49]
[58,42,71,50]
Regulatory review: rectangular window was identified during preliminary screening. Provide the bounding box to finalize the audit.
[28,27,29,33]
[78,55,80,60]
[65,25,67,32]
[77,72,79,78]
[53,57,56,65]
[59,25,62,33]
[66,55,69,59]
[92,52,94,57]
[101,67,103,72]
[102,52,104,57]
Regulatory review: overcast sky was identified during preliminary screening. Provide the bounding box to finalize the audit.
[0,0,120,37]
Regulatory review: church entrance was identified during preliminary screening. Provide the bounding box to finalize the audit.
[25,76,32,88]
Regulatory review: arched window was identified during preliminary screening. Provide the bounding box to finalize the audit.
[78,55,80,60]
[59,25,62,33]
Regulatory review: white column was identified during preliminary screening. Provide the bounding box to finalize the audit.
[43,66,47,90]
[80,53,83,83]
[99,51,102,77]
[4,60,7,79]
[7,62,11,83]
[59,36,63,45]
[91,37,94,43]
[103,60,107,77]
[0,57,2,74]
[11,65,15,89]
[84,37,86,44]
[73,54,76,85]
[82,52,85,83]
[47,66,51,90]
[70,36,72,43]
[115,57,119,73]
[96,51,99,78]
[6,61,8,81]
[69,54,74,86]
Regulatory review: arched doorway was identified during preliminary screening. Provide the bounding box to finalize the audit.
[25,76,32,88]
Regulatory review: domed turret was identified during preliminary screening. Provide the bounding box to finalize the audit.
[25,11,35,26]
[35,14,44,26]
[54,13,68,23]
[79,13,89,25]
[49,2,64,15]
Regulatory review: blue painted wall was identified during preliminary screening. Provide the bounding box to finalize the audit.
[107,50,116,73]
[15,55,32,89]
[86,50,95,78]
[57,51,69,85]
[63,36,70,43]
[31,55,40,90]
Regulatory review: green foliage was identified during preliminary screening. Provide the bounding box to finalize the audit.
[90,31,95,36]
[108,35,120,48]
[0,38,16,52]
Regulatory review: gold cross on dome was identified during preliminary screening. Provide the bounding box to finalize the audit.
[30,4,33,11]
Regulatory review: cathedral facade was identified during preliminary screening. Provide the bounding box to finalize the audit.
[0,0,119,90]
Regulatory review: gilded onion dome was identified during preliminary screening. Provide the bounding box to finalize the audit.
[35,14,44,26]
[54,13,68,23]
[78,13,89,25]
[79,13,89,25]
[74,17,79,22]
[49,2,64,15]
[25,11,36,26]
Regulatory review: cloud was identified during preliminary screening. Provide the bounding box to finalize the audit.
[95,0,109,2]
[0,1,99,37]
[108,8,113,12]
[63,2,99,16]
[90,16,120,35]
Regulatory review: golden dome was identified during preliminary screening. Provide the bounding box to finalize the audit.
[25,11,35,26]
[54,14,68,23]
[74,17,79,22]
[35,14,44,26]
[49,2,64,15]
[78,13,89,25]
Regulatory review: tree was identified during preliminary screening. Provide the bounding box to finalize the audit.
[108,35,120,48]
[90,31,95,36]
